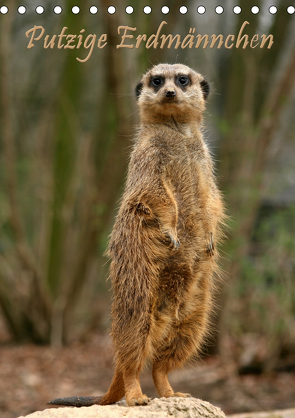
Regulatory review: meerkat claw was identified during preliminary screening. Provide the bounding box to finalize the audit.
[206,232,214,256]
[167,233,180,250]
[128,395,150,406]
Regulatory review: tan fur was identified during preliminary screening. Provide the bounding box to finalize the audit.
[48,64,225,408]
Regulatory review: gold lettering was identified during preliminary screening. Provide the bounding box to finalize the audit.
[25,25,45,49]
[77,34,96,62]
[117,26,136,48]
[146,21,167,49]
[65,34,76,49]
[97,33,107,48]
[236,21,249,49]
[225,34,234,49]
[136,34,147,48]
[210,34,223,48]
[195,34,209,48]
[160,34,181,49]
[250,34,259,48]
[77,29,85,49]
[58,27,68,49]
[261,34,274,48]
[181,28,196,49]
[44,35,56,49]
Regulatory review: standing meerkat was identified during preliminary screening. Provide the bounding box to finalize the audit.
[49,63,225,408]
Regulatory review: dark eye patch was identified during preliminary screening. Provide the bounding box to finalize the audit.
[135,81,143,99]
[176,75,190,88]
[200,79,210,100]
[149,76,164,90]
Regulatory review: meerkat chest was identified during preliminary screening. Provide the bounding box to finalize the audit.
[165,144,211,212]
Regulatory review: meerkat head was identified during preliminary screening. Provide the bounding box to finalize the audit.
[135,63,210,124]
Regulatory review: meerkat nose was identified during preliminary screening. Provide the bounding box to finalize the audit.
[165,90,176,99]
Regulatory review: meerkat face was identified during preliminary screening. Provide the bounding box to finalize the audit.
[135,64,210,123]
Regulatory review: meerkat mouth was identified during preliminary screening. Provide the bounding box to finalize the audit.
[165,95,176,101]
[161,98,180,105]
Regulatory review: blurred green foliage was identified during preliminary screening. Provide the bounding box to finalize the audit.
[230,205,295,367]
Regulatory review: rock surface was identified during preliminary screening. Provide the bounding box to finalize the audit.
[17,397,226,418]
[228,409,295,418]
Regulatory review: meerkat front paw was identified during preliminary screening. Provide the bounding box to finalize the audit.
[136,203,151,215]
[206,232,214,256]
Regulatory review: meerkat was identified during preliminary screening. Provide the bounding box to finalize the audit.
[48,63,225,408]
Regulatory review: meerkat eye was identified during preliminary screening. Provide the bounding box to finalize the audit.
[151,77,164,87]
[178,76,189,86]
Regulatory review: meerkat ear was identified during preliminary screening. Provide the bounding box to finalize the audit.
[200,79,210,100]
[135,81,143,99]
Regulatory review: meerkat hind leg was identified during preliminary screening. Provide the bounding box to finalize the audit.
[123,369,150,406]
[152,361,191,398]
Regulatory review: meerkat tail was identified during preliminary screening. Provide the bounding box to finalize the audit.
[47,367,124,407]
[47,396,103,407]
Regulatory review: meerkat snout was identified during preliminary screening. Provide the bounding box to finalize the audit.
[165,89,176,99]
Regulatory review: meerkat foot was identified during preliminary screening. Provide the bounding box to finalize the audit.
[127,394,150,406]
[172,392,192,398]
[124,368,149,407]
[161,390,191,398]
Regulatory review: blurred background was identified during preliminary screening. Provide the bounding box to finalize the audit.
[0,0,295,417]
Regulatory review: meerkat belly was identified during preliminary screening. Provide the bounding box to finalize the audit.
[149,252,212,349]
[168,156,212,235]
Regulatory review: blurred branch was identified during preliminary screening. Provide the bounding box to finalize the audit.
[256,41,295,168]
[0,1,38,278]
[257,0,293,115]
[0,273,23,340]
[0,0,51,336]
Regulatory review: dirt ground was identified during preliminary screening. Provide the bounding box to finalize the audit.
[1,329,295,418]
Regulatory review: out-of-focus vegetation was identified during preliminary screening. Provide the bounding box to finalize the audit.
[227,204,295,372]
[0,0,294,374]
